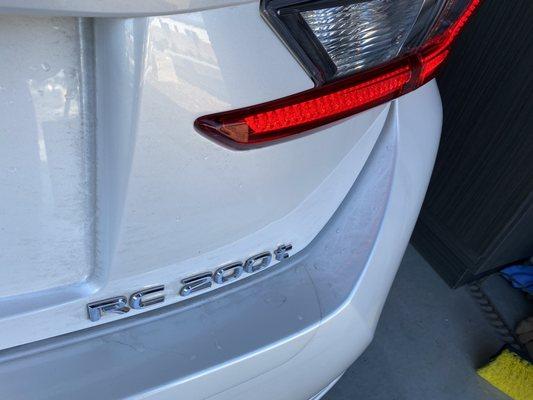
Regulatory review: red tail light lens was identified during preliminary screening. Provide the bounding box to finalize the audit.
[195,0,482,149]
[196,66,411,146]
[245,68,411,134]
[417,0,482,85]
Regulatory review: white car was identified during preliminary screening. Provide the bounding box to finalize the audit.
[0,0,480,398]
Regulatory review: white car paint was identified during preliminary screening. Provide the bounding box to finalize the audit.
[0,0,256,17]
[0,1,442,399]
[137,82,442,400]
[0,5,388,350]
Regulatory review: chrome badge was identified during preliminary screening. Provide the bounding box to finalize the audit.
[87,244,292,321]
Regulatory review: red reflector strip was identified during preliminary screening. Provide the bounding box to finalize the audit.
[244,68,410,134]
[419,49,450,83]
[445,0,482,47]
[195,0,482,149]
[195,65,411,147]
[418,0,481,84]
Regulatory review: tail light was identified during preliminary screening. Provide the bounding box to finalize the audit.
[195,0,482,149]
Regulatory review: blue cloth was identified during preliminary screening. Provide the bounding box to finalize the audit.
[501,265,533,294]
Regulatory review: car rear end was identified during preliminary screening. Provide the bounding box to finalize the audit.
[0,0,480,398]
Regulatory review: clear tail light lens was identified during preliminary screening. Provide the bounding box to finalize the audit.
[195,0,482,149]
[300,0,424,79]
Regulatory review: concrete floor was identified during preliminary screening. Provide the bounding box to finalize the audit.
[323,245,529,400]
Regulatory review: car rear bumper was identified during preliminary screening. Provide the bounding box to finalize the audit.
[0,81,441,400]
